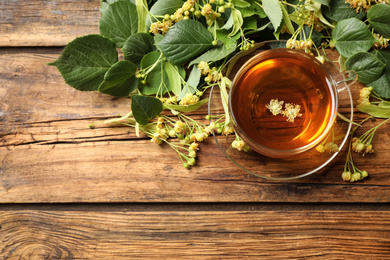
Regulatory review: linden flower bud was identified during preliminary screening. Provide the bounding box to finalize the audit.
[325,142,339,153]
[363,144,374,155]
[316,144,326,153]
[361,170,368,178]
[232,139,246,151]
[189,150,197,158]
[188,158,196,166]
[189,142,199,151]
[222,125,234,135]
[174,121,186,134]
[354,142,366,153]
[360,87,371,99]
[342,171,351,182]
[350,172,362,182]
[169,129,176,137]
[195,132,204,142]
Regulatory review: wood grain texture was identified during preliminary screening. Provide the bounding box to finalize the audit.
[1,210,390,259]
[0,0,100,46]
[1,48,390,203]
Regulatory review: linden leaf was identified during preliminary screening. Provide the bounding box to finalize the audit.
[345,52,385,84]
[332,18,377,58]
[156,20,214,66]
[48,34,118,91]
[322,0,365,22]
[99,1,138,48]
[98,60,139,97]
[122,33,156,67]
[369,49,390,99]
[262,0,283,32]
[131,95,163,125]
[367,3,390,38]
[138,51,170,95]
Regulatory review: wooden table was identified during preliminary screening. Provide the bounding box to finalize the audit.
[1,1,390,258]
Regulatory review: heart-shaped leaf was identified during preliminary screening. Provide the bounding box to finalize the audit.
[368,49,390,99]
[332,18,376,58]
[322,0,365,22]
[122,33,156,67]
[345,52,385,84]
[367,3,390,38]
[48,34,118,91]
[98,60,139,97]
[156,19,214,66]
[131,95,163,125]
[99,1,138,48]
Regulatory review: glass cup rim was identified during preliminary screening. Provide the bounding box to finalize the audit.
[228,47,339,158]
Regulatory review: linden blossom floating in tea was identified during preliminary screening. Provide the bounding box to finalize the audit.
[265,99,302,123]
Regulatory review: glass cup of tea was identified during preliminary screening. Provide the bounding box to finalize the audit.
[229,46,357,158]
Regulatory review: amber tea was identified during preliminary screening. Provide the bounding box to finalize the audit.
[229,49,338,157]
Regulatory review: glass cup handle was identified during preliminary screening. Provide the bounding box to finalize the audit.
[334,70,358,93]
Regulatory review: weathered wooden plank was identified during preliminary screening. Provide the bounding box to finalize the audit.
[1,49,390,203]
[0,0,100,46]
[1,210,390,259]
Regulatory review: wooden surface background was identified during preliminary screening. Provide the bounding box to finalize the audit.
[1,0,390,258]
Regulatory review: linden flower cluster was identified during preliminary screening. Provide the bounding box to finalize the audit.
[179,93,199,106]
[149,114,235,167]
[345,0,388,13]
[358,86,373,105]
[373,33,390,49]
[265,99,303,123]
[197,61,222,83]
[286,39,314,53]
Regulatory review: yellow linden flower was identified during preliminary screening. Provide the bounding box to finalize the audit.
[282,103,302,123]
[265,98,284,116]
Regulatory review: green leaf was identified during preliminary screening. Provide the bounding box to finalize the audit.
[138,51,170,95]
[189,42,237,66]
[231,0,250,8]
[332,18,376,58]
[131,95,163,125]
[99,1,138,48]
[315,0,330,6]
[262,0,283,32]
[156,20,214,66]
[100,0,136,15]
[236,1,266,18]
[164,61,183,96]
[216,29,241,50]
[356,103,390,118]
[98,60,138,97]
[345,52,385,84]
[367,3,390,38]
[322,0,365,22]
[163,98,208,113]
[122,33,156,67]
[368,50,390,99]
[48,34,118,91]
